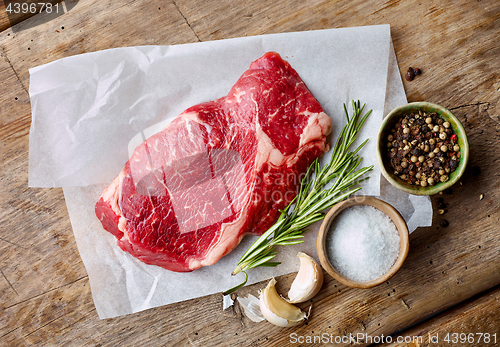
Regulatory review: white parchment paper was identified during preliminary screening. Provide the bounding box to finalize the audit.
[28,25,432,319]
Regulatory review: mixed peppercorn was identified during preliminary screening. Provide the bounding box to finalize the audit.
[405,67,422,81]
[386,111,461,187]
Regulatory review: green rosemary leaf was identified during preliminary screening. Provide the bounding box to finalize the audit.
[273,233,305,242]
[257,262,281,267]
[275,239,305,246]
[245,253,279,269]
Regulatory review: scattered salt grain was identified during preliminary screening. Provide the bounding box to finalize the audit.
[326,205,400,282]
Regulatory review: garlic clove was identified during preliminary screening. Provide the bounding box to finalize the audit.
[260,278,308,327]
[287,252,324,303]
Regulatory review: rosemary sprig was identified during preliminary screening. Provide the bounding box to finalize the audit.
[223,100,373,295]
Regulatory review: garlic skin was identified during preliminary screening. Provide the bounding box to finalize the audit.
[260,278,308,327]
[237,294,265,322]
[287,252,324,303]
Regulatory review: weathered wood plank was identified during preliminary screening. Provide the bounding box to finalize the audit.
[0,49,87,308]
[2,277,93,347]
[0,0,64,32]
[380,285,500,347]
[1,47,86,315]
[0,0,499,346]
[0,0,199,88]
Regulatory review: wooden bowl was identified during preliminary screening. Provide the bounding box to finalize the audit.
[316,197,409,289]
[376,102,469,195]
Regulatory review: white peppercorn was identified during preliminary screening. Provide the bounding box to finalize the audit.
[443,121,450,128]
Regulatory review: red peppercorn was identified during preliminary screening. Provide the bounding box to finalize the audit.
[450,134,457,143]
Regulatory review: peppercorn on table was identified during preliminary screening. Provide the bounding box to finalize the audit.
[1,0,499,346]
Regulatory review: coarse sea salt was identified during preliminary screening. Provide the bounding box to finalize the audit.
[326,205,400,282]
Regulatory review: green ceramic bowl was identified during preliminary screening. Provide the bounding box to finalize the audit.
[376,102,469,195]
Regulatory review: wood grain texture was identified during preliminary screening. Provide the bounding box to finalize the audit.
[0,0,499,346]
[0,0,199,89]
[0,0,64,32]
[379,285,500,347]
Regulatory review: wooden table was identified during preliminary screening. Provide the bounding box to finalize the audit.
[1,0,499,346]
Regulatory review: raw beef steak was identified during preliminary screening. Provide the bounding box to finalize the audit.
[95,52,332,272]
